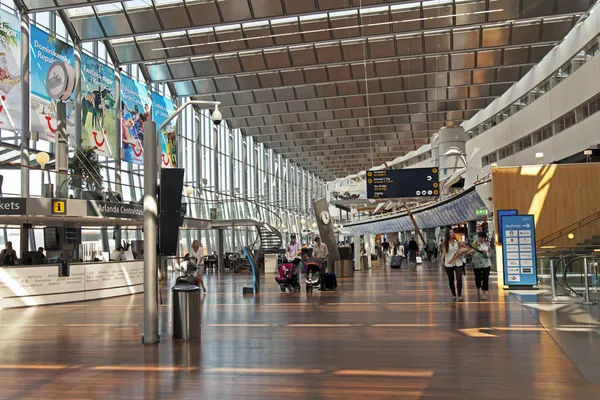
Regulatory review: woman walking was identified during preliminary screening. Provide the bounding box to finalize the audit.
[190,239,207,292]
[467,232,492,300]
[441,228,468,302]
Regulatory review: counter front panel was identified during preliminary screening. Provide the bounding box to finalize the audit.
[0,261,144,308]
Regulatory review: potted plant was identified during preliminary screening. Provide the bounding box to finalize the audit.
[68,145,103,198]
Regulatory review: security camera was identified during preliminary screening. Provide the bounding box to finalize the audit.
[211,104,223,126]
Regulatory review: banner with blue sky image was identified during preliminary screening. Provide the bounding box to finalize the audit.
[81,53,117,159]
[121,74,150,165]
[152,92,177,168]
[0,9,21,132]
[30,25,75,142]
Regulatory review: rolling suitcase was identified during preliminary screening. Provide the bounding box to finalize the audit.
[390,255,402,269]
[324,272,337,290]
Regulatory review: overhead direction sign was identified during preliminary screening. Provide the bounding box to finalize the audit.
[366,168,439,199]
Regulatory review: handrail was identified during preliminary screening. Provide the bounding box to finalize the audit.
[536,211,600,247]
[561,255,600,297]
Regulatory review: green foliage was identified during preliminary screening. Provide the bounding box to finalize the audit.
[47,36,71,56]
[0,23,18,48]
[68,146,103,192]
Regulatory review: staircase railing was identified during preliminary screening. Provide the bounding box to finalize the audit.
[536,210,600,248]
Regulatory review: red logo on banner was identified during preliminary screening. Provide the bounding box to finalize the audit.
[131,143,143,157]
[92,131,106,147]
[45,116,57,133]
[162,154,169,166]
[0,95,6,114]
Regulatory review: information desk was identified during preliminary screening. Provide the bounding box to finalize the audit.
[0,261,143,308]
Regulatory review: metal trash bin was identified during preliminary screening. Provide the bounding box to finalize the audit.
[333,260,355,277]
[334,260,343,277]
[342,260,354,277]
[361,255,370,270]
[172,283,201,340]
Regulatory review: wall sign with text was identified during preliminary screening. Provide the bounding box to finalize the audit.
[87,201,143,220]
[501,214,538,287]
[0,198,26,215]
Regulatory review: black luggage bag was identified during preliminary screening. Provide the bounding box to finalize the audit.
[390,255,402,269]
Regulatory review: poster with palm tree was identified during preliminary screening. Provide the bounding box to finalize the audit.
[30,24,75,142]
[152,91,177,168]
[121,73,150,165]
[81,53,117,159]
[0,10,21,131]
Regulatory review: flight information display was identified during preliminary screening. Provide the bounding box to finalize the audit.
[366,168,439,199]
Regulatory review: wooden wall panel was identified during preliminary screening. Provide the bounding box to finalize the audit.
[492,164,600,243]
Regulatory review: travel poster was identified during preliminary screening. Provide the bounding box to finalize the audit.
[81,53,117,158]
[0,10,21,131]
[30,25,75,142]
[152,91,177,168]
[121,74,150,165]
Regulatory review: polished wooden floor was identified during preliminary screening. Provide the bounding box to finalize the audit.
[0,264,599,399]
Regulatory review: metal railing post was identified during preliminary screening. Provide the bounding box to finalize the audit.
[582,257,597,305]
[550,259,559,302]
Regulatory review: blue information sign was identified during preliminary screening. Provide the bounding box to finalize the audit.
[497,209,518,244]
[501,214,538,287]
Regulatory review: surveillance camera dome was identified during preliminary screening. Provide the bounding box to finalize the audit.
[212,105,223,126]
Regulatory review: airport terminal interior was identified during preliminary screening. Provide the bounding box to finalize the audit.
[0,0,600,398]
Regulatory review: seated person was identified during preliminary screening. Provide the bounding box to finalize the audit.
[38,247,46,262]
[0,242,17,266]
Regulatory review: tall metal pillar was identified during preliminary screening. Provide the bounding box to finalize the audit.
[20,12,30,198]
[55,102,69,198]
[72,42,82,198]
[213,125,224,272]
[142,120,159,345]
[19,12,30,257]
[194,113,202,220]
[242,136,249,245]
[114,70,122,193]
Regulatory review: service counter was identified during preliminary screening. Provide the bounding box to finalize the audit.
[0,260,144,308]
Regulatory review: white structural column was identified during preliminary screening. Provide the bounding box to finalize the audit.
[354,235,362,270]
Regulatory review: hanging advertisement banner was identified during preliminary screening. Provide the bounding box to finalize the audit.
[152,92,177,168]
[0,10,21,131]
[30,25,75,142]
[81,53,117,158]
[120,74,150,165]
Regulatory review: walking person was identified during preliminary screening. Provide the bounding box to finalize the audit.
[441,228,469,302]
[381,238,390,268]
[466,232,492,300]
[408,237,419,265]
[425,237,437,265]
[189,239,206,292]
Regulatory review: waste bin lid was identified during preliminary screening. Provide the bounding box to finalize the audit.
[172,284,200,292]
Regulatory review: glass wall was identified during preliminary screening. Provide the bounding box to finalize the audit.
[0,5,325,257]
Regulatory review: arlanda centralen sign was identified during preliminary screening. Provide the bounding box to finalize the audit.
[0,198,25,215]
[87,202,143,220]
[366,168,439,199]
[501,214,538,287]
